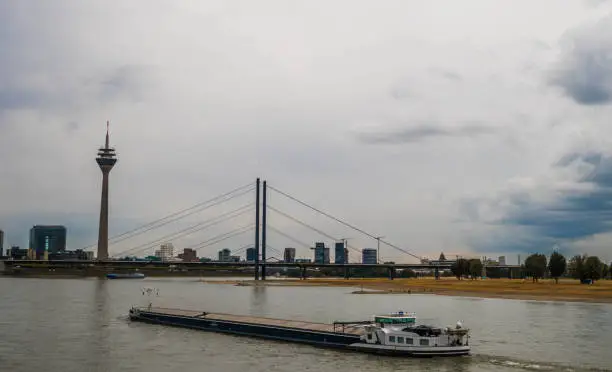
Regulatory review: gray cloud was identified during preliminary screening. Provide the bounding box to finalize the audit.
[97,65,154,103]
[469,151,612,257]
[549,14,612,105]
[356,123,496,144]
[440,71,463,81]
[583,0,610,7]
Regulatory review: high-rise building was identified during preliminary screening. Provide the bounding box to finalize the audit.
[498,256,506,266]
[155,243,175,261]
[29,225,67,260]
[284,247,296,263]
[218,248,231,262]
[334,242,348,264]
[246,247,256,262]
[313,242,330,264]
[362,248,377,264]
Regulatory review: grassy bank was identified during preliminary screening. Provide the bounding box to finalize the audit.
[202,277,612,303]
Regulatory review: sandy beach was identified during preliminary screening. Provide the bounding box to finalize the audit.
[202,277,612,303]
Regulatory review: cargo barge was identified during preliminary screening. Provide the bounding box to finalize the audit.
[129,307,470,357]
[106,272,145,279]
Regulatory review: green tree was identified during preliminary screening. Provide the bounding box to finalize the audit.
[603,264,610,280]
[451,258,469,280]
[548,252,567,284]
[399,269,416,278]
[568,254,587,281]
[468,259,483,279]
[525,253,547,282]
[584,256,604,282]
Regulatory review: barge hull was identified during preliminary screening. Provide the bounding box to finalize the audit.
[348,343,470,357]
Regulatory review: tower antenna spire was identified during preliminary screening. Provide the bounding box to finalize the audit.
[105,120,110,149]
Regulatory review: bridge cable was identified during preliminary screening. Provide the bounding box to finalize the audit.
[267,205,361,255]
[111,205,253,257]
[111,205,254,258]
[192,225,254,252]
[268,186,421,260]
[108,186,254,247]
[267,225,312,250]
[82,182,254,250]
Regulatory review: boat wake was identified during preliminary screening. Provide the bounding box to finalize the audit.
[473,354,610,372]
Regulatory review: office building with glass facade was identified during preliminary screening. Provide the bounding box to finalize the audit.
[29,225,67,259]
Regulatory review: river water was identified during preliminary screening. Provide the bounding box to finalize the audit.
[0,277,610,372]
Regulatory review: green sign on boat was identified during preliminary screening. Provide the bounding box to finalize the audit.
[375,316,416,324]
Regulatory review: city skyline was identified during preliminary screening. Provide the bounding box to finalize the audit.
[2,2,612,263]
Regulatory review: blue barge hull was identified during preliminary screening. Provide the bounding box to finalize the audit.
[107,273,145,279]
[129,307,361,348]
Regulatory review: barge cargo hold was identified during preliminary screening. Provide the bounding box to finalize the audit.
[128,307,471,357]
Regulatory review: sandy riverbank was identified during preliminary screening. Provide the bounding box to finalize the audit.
[201,277,612,304]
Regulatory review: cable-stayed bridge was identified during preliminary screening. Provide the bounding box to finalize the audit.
[3,178,520,280]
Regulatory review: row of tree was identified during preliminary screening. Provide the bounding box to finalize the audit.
[449,252,610,283]
[525,252,610,283]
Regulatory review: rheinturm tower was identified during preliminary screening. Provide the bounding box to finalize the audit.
[96,121,117,260]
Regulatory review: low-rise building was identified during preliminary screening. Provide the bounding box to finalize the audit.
[218,248,231,262]
[178,248,198,262]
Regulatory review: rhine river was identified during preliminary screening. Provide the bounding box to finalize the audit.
[1,277,610,372]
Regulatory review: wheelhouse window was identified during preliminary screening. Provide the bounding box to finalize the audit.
[367,333,372,340]
[389,336,396,343]
[420,339,429,346]
[406,338,413,344]
[397,337,404,344]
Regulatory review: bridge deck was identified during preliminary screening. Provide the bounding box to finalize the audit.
[144,307,363,335]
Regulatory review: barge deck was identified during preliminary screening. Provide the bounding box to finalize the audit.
[137,306,363,335]
[130,306,362,348]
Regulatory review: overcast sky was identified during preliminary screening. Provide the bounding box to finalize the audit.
[2,0,612,264]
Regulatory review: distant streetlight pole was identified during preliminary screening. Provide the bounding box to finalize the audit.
[375,236,384,264]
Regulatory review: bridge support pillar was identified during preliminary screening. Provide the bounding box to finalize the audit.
[254,178,260,281]
[388,267,395,280]
[261,180,267,281]
[344,266,350,280]
[434,267,440,280]
[301,266,307,280]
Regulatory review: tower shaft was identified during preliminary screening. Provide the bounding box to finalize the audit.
[97,171,111,260]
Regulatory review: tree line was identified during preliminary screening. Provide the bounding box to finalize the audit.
[450,253,611,283]
[524,252,610,283]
